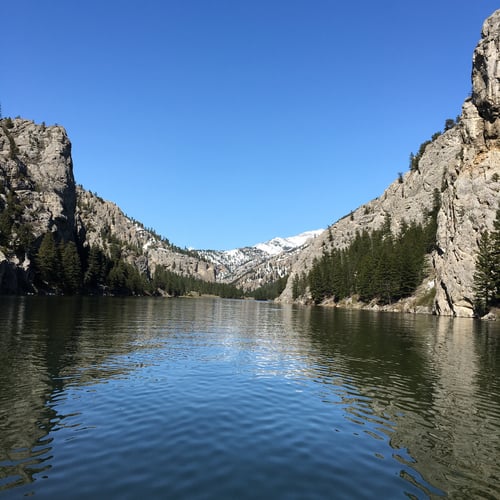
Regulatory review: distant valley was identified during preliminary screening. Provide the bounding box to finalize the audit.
[1,9,500,317]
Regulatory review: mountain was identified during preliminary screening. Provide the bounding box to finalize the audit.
[2,9,499,313]
[278,9,500,318]
[0,119,215,294]
[253,231,324,255]
[199,229,322,291]
[0,116,317,295]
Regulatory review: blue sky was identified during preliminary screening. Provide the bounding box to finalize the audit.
[1,1,498,250]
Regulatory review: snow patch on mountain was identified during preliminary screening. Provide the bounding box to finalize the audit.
[254,230,324,255]
[199,229,324,288]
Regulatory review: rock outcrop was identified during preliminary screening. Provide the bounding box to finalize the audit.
[279,10,500,317]
[75,187,215,281]
[200,230,322,291]
[1,10,499,308]
[0,120,76,241]
[0,119,214,293]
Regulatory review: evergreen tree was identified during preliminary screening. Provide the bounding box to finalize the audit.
[84,246,106,289]
[292,274,300,300]
[61,241,82,293]
[36,232,59,284]
[309,258,328,303]
[304,210,438,306]
[107,261,127,293]
[474,231,495,314]
[492,208,500,301]
[253,275,288,300]
[474,206,500,314]
[292,272,308,300]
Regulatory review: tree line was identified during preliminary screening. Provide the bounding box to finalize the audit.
[32,231,244,298]
[0,178,243,297]
[252,275,288,301]
[294,193,439,305]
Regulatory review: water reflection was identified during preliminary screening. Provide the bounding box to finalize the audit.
[0,297,173,491]
[290,307,500,498]
[0,297,499,498]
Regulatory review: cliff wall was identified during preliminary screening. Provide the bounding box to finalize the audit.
[0,119,214,293]
[279,10,500,317]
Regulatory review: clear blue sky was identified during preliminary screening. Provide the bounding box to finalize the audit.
[1,1,498,250]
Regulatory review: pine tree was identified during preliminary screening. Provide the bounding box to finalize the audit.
[36,232,59,284]
[84,246,106,289]
[292,274,300,300]
[473,206,500,315]
[492,207,500,303]
[61,241,82,293]
[309,258,326,304]
[107,261,127,293]
[474,231,495,315]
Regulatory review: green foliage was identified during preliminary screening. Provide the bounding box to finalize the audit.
[28,230,243,298]
[473,206,500,315]
[107,260,148,295]
[153,266,243,298]
[1,124,19,159]
[60,241,82,293]
[306,211,438,305]
[444,116,460,131]
[0,203,12,247]
[3,117,14,129]
[252,275,288,301]
[36,232,59,284]
[409,130,444,172]
[292,272,308,300]
[0,189,34,255]
[444,118,456,131]
[409,116,461,172]
[83,246,108,290]
[410,139,431,171]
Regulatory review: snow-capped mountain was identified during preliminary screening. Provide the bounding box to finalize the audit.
[254,230,325,255]
[199,229,323,290]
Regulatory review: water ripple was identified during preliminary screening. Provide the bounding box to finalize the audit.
[0,298,499,498]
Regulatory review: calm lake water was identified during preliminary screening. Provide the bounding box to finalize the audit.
[0,297,499,499]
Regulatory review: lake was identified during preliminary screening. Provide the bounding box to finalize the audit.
[0,297,499,499]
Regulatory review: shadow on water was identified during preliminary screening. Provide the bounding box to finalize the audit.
[0,296,174,491]
[0,297,499,498]
[289,306,500,499]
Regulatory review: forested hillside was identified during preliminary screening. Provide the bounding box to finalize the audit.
[0,117,240,297]
[298,198,438,306]
[279,10,500,318]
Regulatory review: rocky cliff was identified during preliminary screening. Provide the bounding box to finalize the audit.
[0,115,314,295]
[0,119,215,293]
[279,10,500,318]
[2,10,499,307]
[75,187,215,282]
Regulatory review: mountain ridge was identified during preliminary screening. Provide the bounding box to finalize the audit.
[1,9,500,314]
[199,229,323,291]
[278,9,500,317]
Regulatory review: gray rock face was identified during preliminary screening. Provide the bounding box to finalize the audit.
[76,187,215,282]
[472,11,500,127]
[0,119,76,241]
[279,9,500,317]
[0,119,215,292]
[200,230,322,291]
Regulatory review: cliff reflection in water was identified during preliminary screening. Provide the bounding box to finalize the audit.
[292,307,500,498]
[0,297,175,490]
[0,297,499,498]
